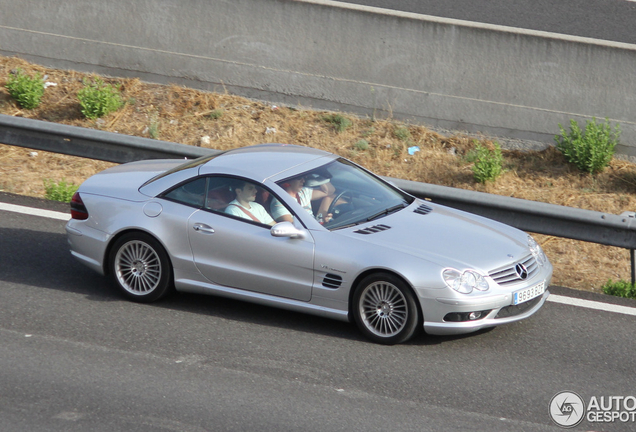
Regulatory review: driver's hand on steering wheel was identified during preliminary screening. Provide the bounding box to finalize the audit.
[317,213,333,224]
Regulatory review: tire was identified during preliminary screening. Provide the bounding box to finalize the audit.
[109,232,173,303]
[352,273,421,345]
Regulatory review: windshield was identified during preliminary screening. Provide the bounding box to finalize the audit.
[275,158,413,230]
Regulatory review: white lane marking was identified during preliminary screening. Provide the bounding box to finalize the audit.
[0,202,71,221]
[548,294,636,317]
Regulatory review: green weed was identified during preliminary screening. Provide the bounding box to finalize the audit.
[44,178,79,202]
[354,139,369,151]
[322,114,352,133]
[555,118,620,174]
[602,279,636,299]
[148,111,160,139]
[77,78,123,119]
[208,109,223,119]
[393,126,412,142]
[5,69,45,109]
[472,143,503,183]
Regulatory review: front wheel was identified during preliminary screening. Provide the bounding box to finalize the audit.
[352,273,421,344]
[109,232,173,303]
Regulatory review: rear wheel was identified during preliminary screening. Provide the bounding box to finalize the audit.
[109,232,173,303]
[353,273,421,345]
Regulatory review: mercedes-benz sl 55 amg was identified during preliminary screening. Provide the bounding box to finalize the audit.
[66,144,552,344]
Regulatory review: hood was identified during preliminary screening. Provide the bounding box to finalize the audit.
[338,201,530,273]
[79,159,185,201]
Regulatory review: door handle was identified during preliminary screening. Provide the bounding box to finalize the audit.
[193,223,215,234]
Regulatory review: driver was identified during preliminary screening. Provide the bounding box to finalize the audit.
[225,180,276,226]
[271,175,335,224]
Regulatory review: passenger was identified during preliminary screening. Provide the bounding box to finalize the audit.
[271,175,335,224]
[225,180,276,226]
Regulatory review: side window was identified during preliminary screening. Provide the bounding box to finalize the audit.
[219,177,276,226]
[163,177,207,207]
[204,177,235,211]
[163,175,281,226]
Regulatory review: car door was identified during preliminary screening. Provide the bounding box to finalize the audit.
[187,210,315,301]
[184,176,316,302]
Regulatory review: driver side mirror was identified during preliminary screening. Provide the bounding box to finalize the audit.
[271,221,306,239]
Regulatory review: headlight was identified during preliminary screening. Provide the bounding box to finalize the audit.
[528,235,547,266]
[442,268,490,294]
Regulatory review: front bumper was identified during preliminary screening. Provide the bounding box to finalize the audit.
[423,290,549,335]
[418,277,551,336]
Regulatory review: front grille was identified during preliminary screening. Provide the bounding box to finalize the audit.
[322,273,343,289]
[495,296,543,319]
[354,224,391,235]
[489,255,539,286]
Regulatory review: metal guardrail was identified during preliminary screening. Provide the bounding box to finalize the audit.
[0,114,214,163]
[2,113,636,282]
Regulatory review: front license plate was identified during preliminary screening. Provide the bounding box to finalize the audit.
[513,282,545,305]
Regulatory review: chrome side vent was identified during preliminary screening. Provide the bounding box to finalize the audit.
[489,255,539,286]
[322,273,343,289]
[354,224,391,235]
[414,204,433,215]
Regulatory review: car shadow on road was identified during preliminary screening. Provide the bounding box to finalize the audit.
[0,227,115,297]
[0,226,496,345]
[0,227,365,340]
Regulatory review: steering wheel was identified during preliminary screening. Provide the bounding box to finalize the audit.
[327,189,353,219]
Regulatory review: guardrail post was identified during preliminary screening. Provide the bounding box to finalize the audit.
[629,249,636,286]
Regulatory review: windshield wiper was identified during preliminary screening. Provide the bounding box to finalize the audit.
[331,222,363,231]
[366,202,407,222]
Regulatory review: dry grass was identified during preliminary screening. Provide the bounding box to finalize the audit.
[1,56,635,293]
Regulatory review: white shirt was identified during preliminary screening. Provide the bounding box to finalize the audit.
[225,199,274,225]
[270,187,313,221]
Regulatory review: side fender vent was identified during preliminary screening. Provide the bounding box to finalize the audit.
[354,224,391,235]
[414,204,433,215]
[322,273,343,289]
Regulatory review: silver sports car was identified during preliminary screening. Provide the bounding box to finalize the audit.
[66,144,552,344]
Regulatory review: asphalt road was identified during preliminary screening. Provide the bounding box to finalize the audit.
[343,0,636,45]
[1,193,636,431]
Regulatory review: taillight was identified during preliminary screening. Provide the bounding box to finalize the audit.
[70,192,89,220]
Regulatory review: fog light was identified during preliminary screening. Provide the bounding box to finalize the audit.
[443,310,491,322]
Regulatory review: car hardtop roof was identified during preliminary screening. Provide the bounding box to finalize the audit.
[198,143,337,180]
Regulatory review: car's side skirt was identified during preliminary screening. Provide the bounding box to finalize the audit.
[175,278,351,322]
